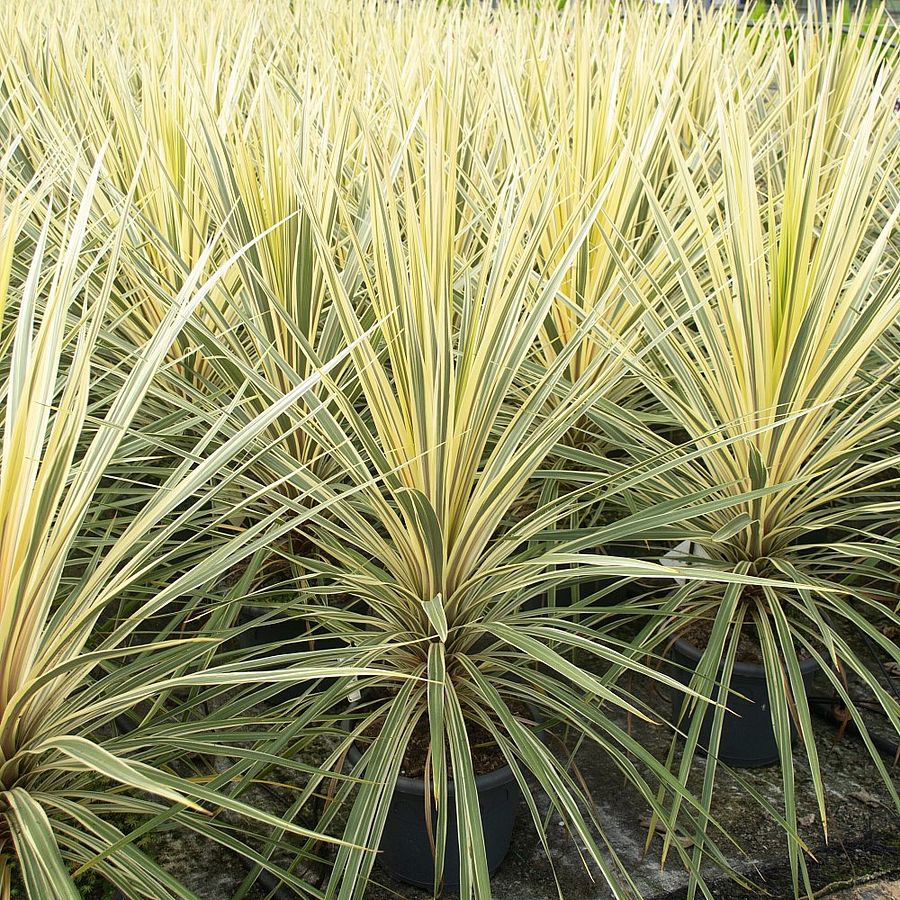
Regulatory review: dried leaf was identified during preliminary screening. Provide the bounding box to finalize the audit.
[639,816,695,848]
[849,788,884,808]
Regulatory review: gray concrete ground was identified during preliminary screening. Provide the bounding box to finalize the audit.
[152,668,900,899]
[823,881,900,899]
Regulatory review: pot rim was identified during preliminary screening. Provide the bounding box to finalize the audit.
[343,724,516,796]
[672,636,818,680]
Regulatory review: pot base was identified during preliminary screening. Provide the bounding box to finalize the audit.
[347,742,521,889]
[670,637,818,768]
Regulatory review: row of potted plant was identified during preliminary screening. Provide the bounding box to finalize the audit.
[0,1,897,899]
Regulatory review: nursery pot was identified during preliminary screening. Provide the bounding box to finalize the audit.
[527,545,650,611]
[236,607,348,702]
[345,740,522,889]
[543,574,644,609]
[670,637,818,768]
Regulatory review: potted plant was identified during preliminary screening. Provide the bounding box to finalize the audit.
[599,47,900,897]
[652,543,820,767]
[158,92,377,668]
[232,129,749,899]
[0,164,372,899]
[338,671,525,890]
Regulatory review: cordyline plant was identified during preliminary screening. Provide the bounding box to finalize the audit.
[164,43,532,611]
[0,162,391,899]
[598,19,900,899]
[208,114,810,900]
[171,76,367,553]
[495,1,780,455]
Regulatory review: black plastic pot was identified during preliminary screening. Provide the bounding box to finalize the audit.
[544,574,646,608]
[670,638,818,768]
[236,607,347,702]
[525,565,648,612]
[346,741,521,889]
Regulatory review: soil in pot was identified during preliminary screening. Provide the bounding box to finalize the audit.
[346,709,524,890]
[670,619,818,768]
